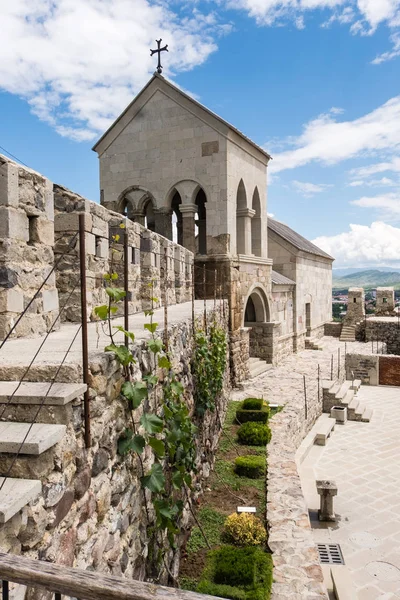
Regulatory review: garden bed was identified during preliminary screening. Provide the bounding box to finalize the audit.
[179,400,280,598]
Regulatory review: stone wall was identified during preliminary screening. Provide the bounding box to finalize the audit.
[345,353,379,385]
[267,377,328,599]
[0,156,59,340]
[230,327,250,386]
[324,322,341,337]
[54,185,193,322]
[0,308,229,587]
[365,318,400,355]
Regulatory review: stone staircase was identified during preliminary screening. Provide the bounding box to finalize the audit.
[322,379,373,423]
[248,357,272,379]
[0,381,86,523]
[340,323,356,342]
[305,338,323,351]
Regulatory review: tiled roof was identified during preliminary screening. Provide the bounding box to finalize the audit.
[268,218,334,260]
[271,270,295,285]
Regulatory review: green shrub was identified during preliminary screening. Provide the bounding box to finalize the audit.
[236,408,269,424]
[197,581,247,600]
[237,422,271,446]
[234,455,266,479]
[242,398,263,410]
[223,512,267,546]
[197,546,273,600]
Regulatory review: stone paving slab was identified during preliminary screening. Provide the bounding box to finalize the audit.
[299,386,400,599]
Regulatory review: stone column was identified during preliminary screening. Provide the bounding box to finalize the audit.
[180,204,197,254]
[154,207,173,241]
[236,208,255,255]
[130,209,145,226]
[316,480,338,521]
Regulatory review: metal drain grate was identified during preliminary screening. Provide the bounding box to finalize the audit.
[317,544,345,565]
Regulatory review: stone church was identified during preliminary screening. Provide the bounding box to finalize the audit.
[93,73,333,370]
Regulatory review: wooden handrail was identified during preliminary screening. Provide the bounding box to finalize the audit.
[0,553,218,600]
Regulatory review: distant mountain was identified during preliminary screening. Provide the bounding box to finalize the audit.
[333,267,400,277]
[333,270,400,290]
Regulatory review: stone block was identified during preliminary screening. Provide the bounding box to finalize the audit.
[0,289,24,313]
[85,232,96,255]
[44,179,54,221]
[0,207,29,242]
[0,161,19,208]
[95,237,109,259]
[42,289,59,313]
[29,217,54,245]
[54,212,92,232]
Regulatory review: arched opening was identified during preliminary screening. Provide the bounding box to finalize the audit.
[236,179,248,255]
[244,288,270,324]
[143,198,155,232]
[251,187,262,257]
[195,188,207,255]
[171,191,182,245]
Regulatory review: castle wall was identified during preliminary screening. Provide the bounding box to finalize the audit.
[295,254,332,341]
[0,307,229,585]
[0,156,59,340]
[54,186,192,323]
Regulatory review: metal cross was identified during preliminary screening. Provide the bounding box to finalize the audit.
[150,39,168,74]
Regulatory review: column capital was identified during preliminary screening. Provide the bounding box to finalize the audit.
[237,208,256,219]
[179,203,198,215]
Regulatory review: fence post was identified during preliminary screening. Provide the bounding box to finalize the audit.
[191,262,195,334]
[317,364,320,404]
[303,375,308,420]
[331,354,333,380]
[124,231,129,347]
[163,247,169,352]
[79,214,91,448]
[203,264,207,334]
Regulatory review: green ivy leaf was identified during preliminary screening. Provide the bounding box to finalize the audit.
[158,355,171,370]
[121,381,148,409]
[148,339,163,354]
[114,325,135,342]
[143,374,158,386]
[111,273,119,280]
[105,287,126,302]
[94,305,109,320]
[144,310,154,317]
[105,344,134,366]
[144,322,158,334]
[148,436,165,457]
[118,430,145,455]
[141,463,165,493]
[140,412,164,434]
[172,470,184,489]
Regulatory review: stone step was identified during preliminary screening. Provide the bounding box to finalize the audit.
[347,396,360,420]
[362,408,373,423]
[0,422,66,455]
[351,379,362,392]
[248,357,261,366]
[328,382,341,397]
[0,382,86,406]
[354,404,365,422]
[335,380,352,400]
[340,389,354,407]
[248,362,272,379]
[0,477,41,524]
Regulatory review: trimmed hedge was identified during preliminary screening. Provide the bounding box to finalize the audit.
[236,409,269,424]
[197,546,273,600]
[223,513,267,546]
[234,455,266,479]
[237,422,272,446]
[242,398,264,411]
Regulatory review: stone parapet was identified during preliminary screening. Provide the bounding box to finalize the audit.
[0,155,59,340]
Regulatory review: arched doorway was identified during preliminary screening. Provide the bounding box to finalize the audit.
[251,187,262,257]
[244,287,273,364]
[244,288,270,325]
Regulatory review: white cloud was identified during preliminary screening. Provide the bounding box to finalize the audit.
[225,0,400,30]
[349,157,400,178]
[0,0,226,140]
[312,221,400,267]
[270,98,400,172]
[292,180,333,195]
[348,176,397,186]
[372,32,400,64]
[351,192,400,219]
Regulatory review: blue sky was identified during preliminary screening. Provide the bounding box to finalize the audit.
[1,0,400,268]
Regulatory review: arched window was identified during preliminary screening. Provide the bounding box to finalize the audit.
[171,191,182,245]
[251,187,262,257]
[236,179,248,255]
[195,188,207,255]
[244,288,270,324]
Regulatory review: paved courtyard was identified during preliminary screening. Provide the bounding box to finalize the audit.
[299,386,400,599]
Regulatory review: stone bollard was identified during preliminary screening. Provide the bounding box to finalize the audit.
[331,405,347,425]
[316,480,338,522]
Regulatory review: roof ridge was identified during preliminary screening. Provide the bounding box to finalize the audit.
[268,218,334,261]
